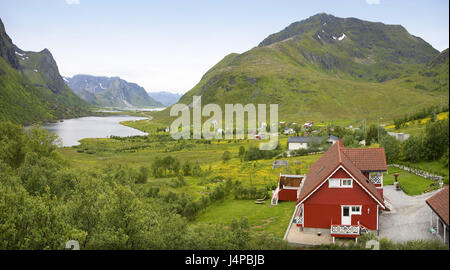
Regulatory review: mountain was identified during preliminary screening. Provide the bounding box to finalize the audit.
[147,91,182,106]
[0,19,20,70]
[165,13,448,123]
[0,18,91,125]
[384,48,449,93]
[65,74,164,108]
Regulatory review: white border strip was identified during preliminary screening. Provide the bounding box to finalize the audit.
[283,203,299,241]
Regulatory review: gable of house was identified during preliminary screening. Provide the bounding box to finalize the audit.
[296,141,385,209]
[306,167,380,204]
[302,167,381,229]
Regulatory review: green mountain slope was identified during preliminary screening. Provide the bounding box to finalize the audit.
[0,57,51,124]
[385,48,449,93]
[65,74,164,108]
[0,18,91,125]
[159,13,448,123]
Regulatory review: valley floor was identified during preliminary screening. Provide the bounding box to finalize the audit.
[57,118,448,246]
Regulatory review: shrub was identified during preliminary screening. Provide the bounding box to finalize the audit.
[222,151,231,162]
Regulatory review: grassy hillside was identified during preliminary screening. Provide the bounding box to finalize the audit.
[0,57,51,124]
[150,13,448,125]
[385,49,449,93]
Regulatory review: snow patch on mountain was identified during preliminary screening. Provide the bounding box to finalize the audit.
[338,33,346,41]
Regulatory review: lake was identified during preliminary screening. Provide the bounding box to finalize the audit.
[95,107,165,112]
[42,115,148,147]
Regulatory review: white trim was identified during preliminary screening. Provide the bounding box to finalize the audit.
[341,206,351,225]
[328,178,353,188]
[280,174,305,178]
[328,178,341,188]
[340,166,386,209]
[350,205,362,215]
[302,204,305,227]
[437,215,439,234]
[297,165,343,205]
[342,179,353,188]
[341,205,362,225]
[297,165,385,209]
[376,205,379,231]
[444,224,447,244]
[283,204,299,240]
[282,186,301,190]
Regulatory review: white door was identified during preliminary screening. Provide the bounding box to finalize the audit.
[342,206,351,225]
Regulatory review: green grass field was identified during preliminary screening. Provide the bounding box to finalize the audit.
[194,198,296,238]
[383,166,435,195]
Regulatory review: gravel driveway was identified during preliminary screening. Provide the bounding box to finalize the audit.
[379,185,441,243]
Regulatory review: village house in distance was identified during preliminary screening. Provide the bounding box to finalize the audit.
[287,135,339,151]
[283,140,389,244]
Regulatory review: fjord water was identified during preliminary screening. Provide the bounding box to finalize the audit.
[42,115,148,147]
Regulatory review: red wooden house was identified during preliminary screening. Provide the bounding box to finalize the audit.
[286,140,389,241]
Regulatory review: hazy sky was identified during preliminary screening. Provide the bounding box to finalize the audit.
[0,0,448,94]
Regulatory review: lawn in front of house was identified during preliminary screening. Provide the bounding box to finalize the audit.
[383,166,435,195]
[399,160,449,178]
[193,198,296,238]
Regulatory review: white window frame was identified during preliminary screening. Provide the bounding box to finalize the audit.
[328,178,353,188]
[341,205,363,225]
[351,206,362,215]
[341,179,353,188]
[329,178,340,188]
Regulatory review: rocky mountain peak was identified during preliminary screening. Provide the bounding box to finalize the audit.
[0,18,20,70]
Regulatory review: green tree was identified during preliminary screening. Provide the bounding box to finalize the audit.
[238,146,246,160]
[222,150,231,162]
[136,166,149,184]
[182,161,192,176]
[402,135,424,162]
[26,125,61,158]
[422,119,449,160]
[0,121,27,168]
[342,134,358,147]
[380,135,400,163]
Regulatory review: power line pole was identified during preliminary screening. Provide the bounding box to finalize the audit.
[378,117,380,144]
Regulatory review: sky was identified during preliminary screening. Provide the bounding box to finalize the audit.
[0,0,448,94]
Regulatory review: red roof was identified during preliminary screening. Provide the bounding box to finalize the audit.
[297,141,385,208]
[426,186,449,226]
[342,148,387,172]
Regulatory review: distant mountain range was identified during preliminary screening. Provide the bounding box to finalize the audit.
[64,75,164,108]
[147,91,182,106]
[166,13,448,123]
[1,18,91,125]
[1,14,449,126]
